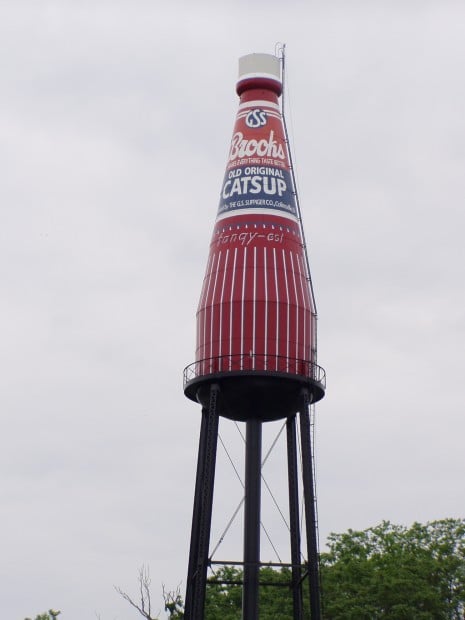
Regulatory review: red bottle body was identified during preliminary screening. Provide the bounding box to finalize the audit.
[196,86,316,378]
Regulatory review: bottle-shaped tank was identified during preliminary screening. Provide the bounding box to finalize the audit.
[184,53,325,421]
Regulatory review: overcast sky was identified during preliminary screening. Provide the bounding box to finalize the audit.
[1,1,465,618]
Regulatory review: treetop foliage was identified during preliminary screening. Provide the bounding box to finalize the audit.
[202,519,465,619]
[321,518,465,619]
[24,611,61,620]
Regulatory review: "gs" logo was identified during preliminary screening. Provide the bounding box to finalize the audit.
[245,109,267,128]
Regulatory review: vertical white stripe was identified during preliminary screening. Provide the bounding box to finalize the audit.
[197,252,213,359]
[263,247,268,369]
[202,252,217,371]
[273,247,279,371]
[218,249,229,371]
[209,251,221,363]
[301,247,317,316]
[296,254,307,362]
[229,248,238,370]
[289,252,299,365]
[300,252,312,311]
[252,246,257,370]
[198,252,213,311]
[300,253,313,361]
[196,307,200,360]
[282,249,290,371]
[240,247,247,370]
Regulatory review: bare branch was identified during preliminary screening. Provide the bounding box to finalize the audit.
[140,565,152,617]
[115,565,159,620]
[115,586,148,618]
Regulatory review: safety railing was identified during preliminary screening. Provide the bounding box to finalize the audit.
[183,354,326,389]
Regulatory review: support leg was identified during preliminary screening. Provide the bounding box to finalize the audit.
[287,414,304,620]
[184,407,208,618]
[242,418,262,620]
[299,390,321,620]
[185,384,220,620]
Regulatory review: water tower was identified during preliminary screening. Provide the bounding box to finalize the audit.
[183,51,325,620]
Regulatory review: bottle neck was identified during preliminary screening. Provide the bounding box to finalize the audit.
[239,88,280,108]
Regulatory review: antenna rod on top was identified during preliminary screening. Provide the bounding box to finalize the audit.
[279,46,318,319]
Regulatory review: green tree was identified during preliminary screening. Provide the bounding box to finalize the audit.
[25,611,61,620]
[320,518,465,619]
[203,520,465,619]
[204,565,242,619]
[119,519,465,619]
[204,565,308,619]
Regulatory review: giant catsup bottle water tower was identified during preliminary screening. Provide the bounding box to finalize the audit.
[183,51,326,620]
